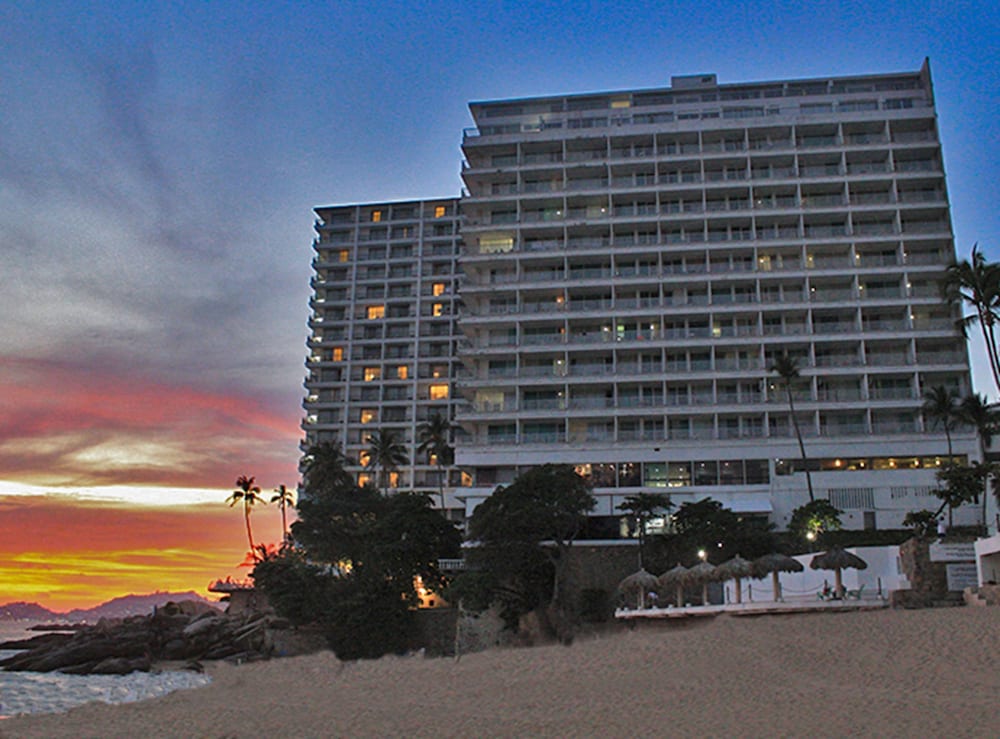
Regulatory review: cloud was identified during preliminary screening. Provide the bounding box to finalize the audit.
[0,358,300,489]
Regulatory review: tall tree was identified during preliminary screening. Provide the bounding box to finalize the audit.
[417,413,454,510]
[460,465,595,638]
[301,442,355,497]
[617,493,673,569]
[365,429,409,494]
[227,475,266,558]
[271,484,295,544]
[770,354,814,501]
[935,462,990,527]
[958,392,998,527]
[943,244,1000,395]
[922,386,959,457]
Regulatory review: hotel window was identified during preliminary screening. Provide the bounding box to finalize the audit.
[388,471,401,487]
[358,472,372,487]
[460,471,473,486]
[395,365,409,379]
[430,364,448,379]
[358,451,371,467]
[363,366,381,381]
[432,303,445,317]
[339,249,350,263]
[429,383,449,400]
[332,347,344,361]
[360,409,377,424]
[432,282,447,296]
[434,205,447,218]
[371,210,383,223]
[367,305,385,320]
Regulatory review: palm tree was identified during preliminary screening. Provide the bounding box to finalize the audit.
[958,392,998,527]
[365,428,409,494]
[770,354,814,501]
[301,442,354,496]
[417,413,454,510]
[922,385,959,457]
[227,475,266,558]
[271,484,295,544]
[943,244,1000,395]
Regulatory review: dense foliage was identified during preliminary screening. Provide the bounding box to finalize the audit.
[787,499,843,545]
[451,465,594,636]
[252,444,460,659]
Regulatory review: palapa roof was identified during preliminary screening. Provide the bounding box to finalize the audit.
[809,546,868,571]
[752,553,805,578]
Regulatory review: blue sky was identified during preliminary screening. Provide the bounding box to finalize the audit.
[1,0,999,496]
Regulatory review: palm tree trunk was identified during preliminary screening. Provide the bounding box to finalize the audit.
[437,461,446,511]
[945,425,953,459]
[787,390,815,501]
[981,315,1000,396]
[280,501,288,543]
[244,502,255,556]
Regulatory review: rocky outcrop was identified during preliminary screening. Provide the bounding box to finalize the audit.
[0,601,288,675]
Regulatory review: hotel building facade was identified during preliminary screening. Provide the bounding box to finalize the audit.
[305,61,981,531]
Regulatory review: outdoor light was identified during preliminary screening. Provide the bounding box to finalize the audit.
[697,549,707,560]
[806,531,816,541]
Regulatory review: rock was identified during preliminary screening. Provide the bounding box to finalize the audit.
[91,656,151,675]
[182,616,221,638]
[2,607,273,675]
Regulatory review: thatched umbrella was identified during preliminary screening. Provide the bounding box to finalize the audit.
[717,555,754,604]
[618,568,660,609]
[657,564,689,608]
[810,546,867,598]
[684,561,720,605]
[752,553,804,602]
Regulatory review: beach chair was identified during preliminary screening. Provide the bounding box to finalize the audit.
[846,585,864,600]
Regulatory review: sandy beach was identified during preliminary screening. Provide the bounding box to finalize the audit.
[2,607,998,738]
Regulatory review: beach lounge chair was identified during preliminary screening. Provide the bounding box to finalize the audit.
[846,585,864,600]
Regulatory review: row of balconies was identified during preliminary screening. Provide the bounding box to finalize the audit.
[462,387,932,415]
[462,121,935,164]
[471,419,926,446]
[463,322,955,352]
[464,159,939,198]
[468,249,945,284]
[463,291,940,320]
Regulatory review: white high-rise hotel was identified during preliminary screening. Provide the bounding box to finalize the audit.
[306,61,981,531]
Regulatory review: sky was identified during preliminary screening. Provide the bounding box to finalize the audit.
[1,0,999,609]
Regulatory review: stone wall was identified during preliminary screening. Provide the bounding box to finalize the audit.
[892,537,963,608]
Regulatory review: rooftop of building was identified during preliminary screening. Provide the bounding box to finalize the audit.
[468,59,931,121]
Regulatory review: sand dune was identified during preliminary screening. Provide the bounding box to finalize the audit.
[3,607,998,738]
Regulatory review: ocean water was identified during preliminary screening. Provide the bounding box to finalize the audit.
[0,622,211,717]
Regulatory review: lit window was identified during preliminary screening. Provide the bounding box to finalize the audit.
[431,364,447,379]
[358,451,371,467]
[371,210,382,223]
[367,305,385,319]
[432,303,445,317]
[429,383,449,400]
[432,282,447,296]
[339,250,350,263]
[429,453,438,465]
[360,409,377,424]
[388,471,401,487]
[363,367,381,381]
[396,365,409,379]
[460,471,473,486]
[332,347,344,361]
[358,472,372,487]
[434,206,446,218]
[611,99,631,109]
